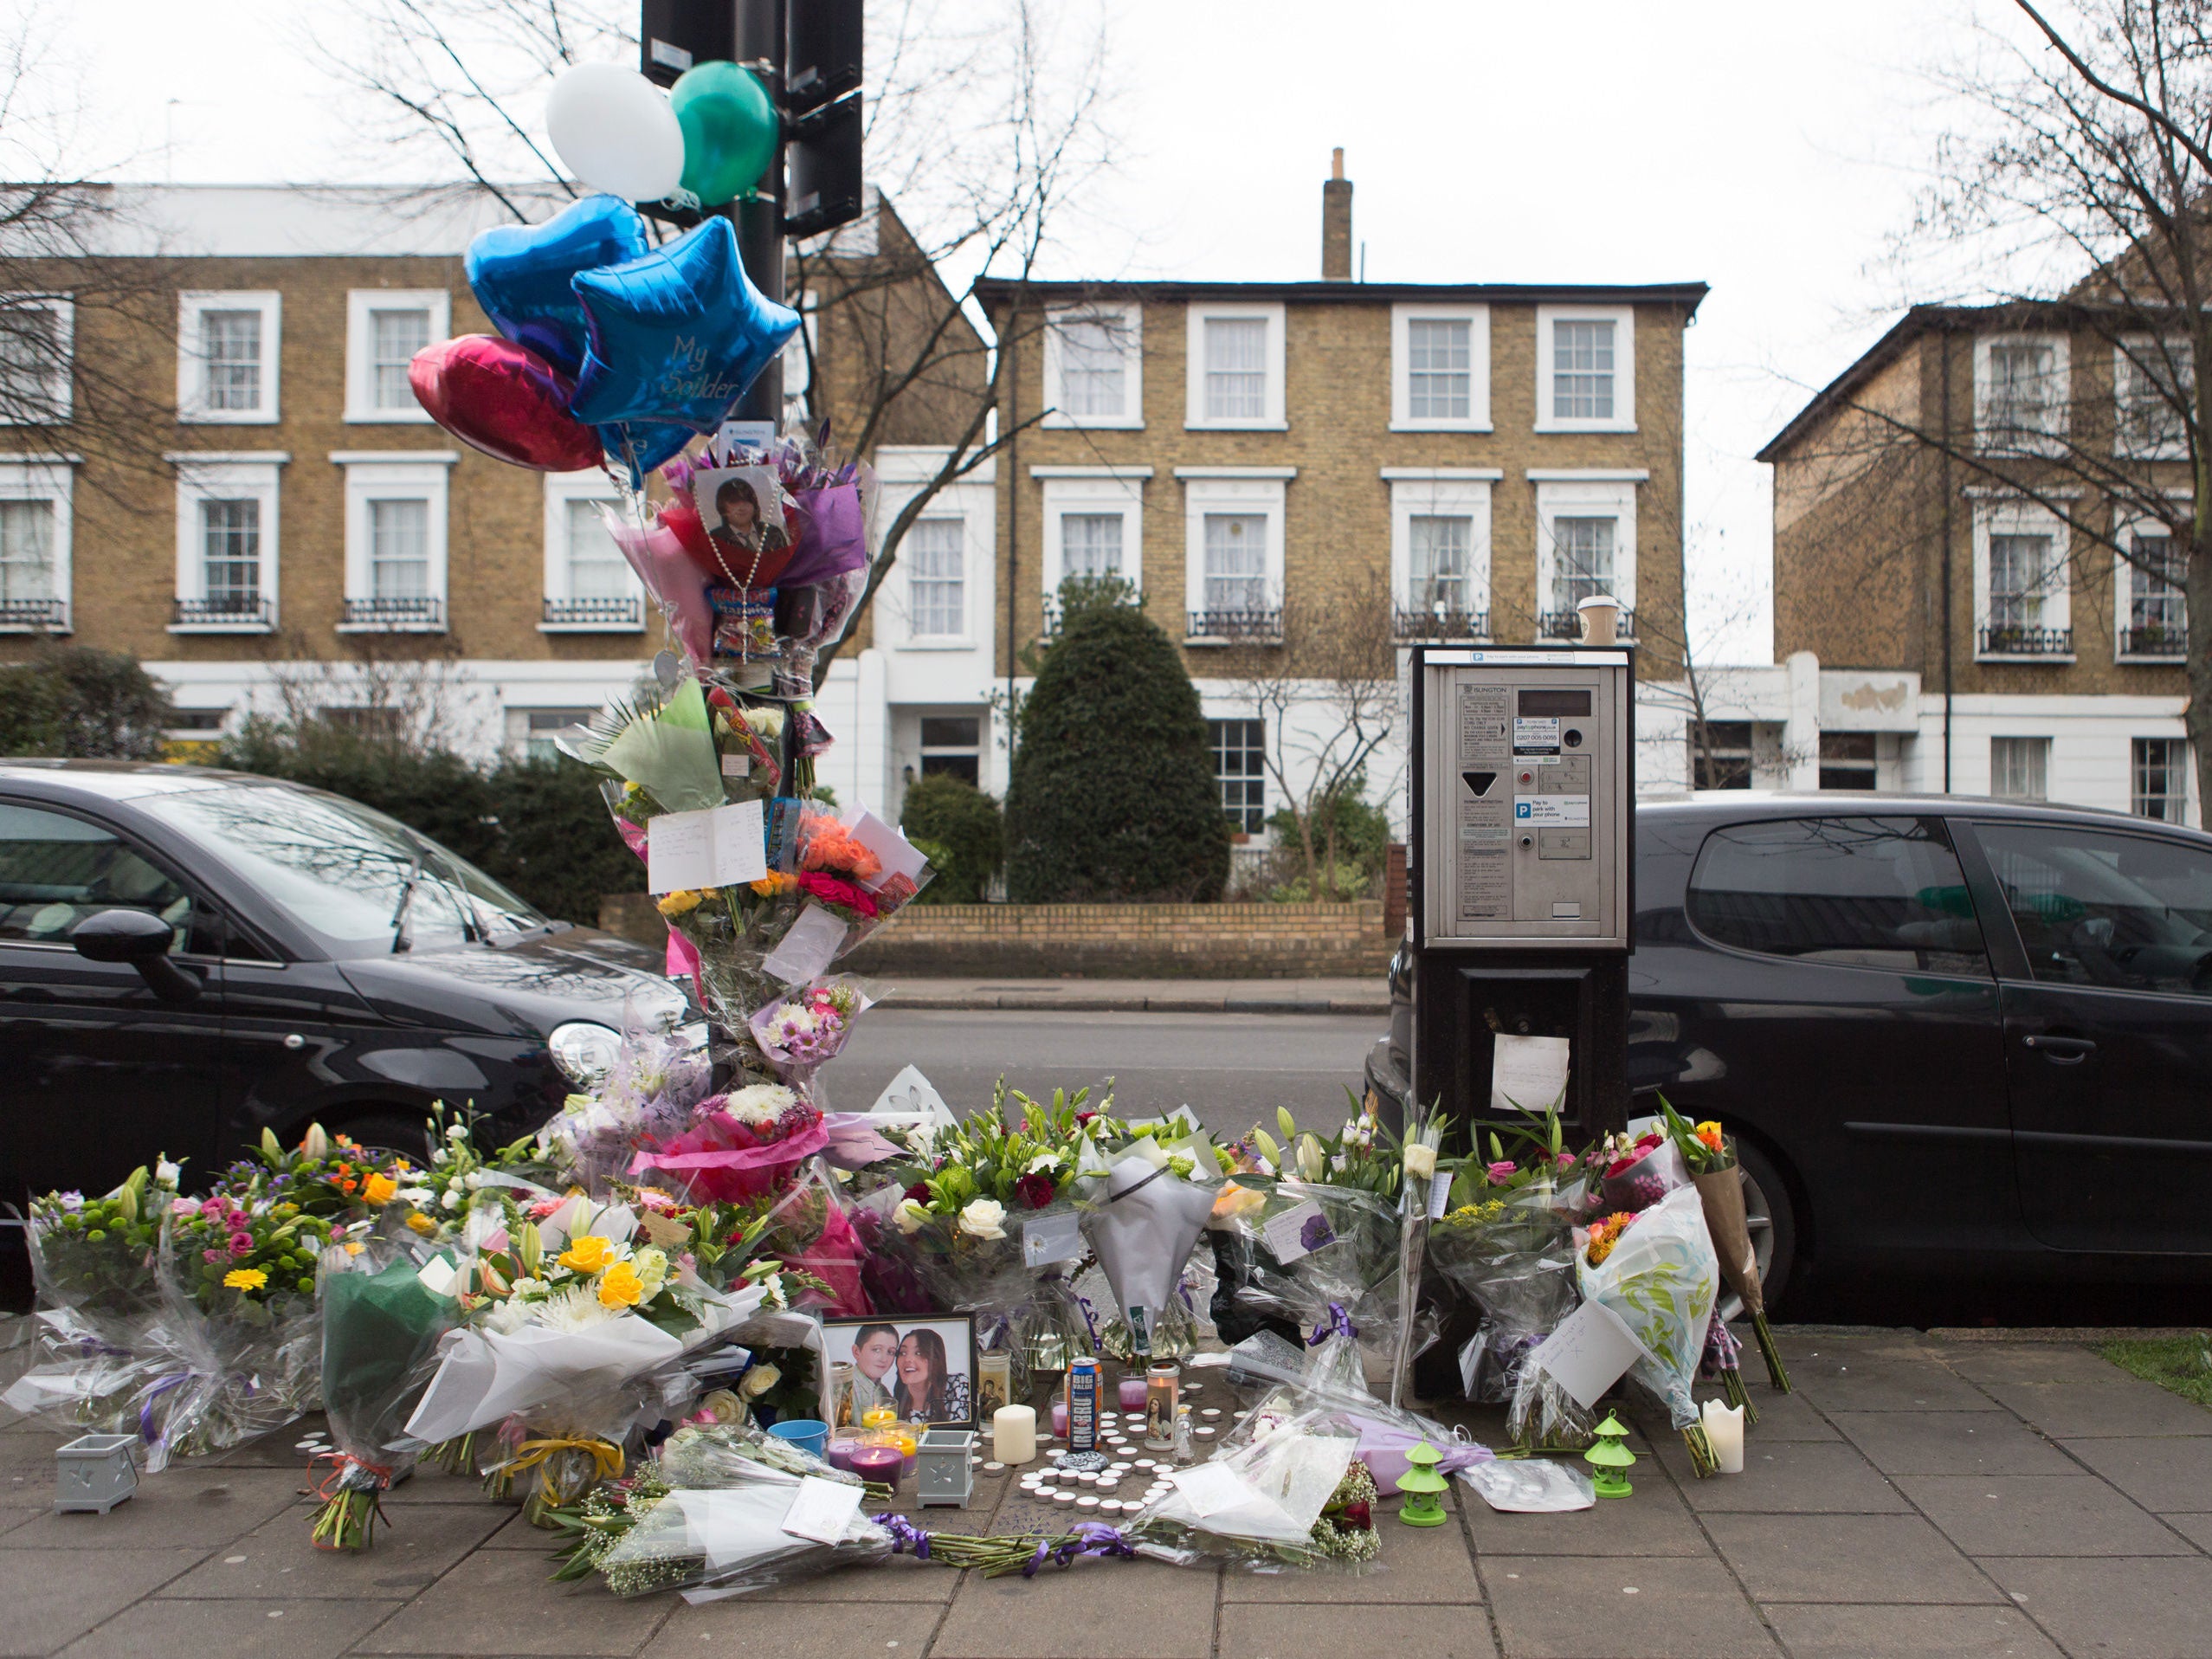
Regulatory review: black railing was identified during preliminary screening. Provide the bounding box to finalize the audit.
[1978,623,2073,657]
[543,595,642,629]
[2119,623,2187,659]
[1393,607,1489,642]
[341,595,445,629]
[171,595,272,628]
[1186,608,1284,642]
[1538,607,1635,641]
[0,597,68,629]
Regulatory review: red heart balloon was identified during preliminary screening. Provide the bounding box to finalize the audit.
[408,335,604,473]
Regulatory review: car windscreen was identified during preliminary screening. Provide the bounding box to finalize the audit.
[145,784,545,957]
[1686,815,1990,976]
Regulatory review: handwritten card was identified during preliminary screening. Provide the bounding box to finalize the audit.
[1528,1300,1651,1410]
[780,1475,864,1545]
[1022,1210,1084,1269]
[647,800,767,894]
[868,1064,958,1133]
[1428,1170,1456,1220]
[762,901,848,985]
[1491,1033,1570,1114]
[1262,1198,1332,1265]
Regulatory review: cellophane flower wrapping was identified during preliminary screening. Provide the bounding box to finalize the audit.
[544,1016,714,1197]
[1428,1188,1594,1448]
[652,1420,867,1491]
[1125,1396,1360,1572]
[1226,1181,1407,1396]
[1574,1183,1719,1430]
[1217,1345,1487,1492]
[904,1207,1080,1398]
[1597,1133,1691,1214]
[748,977,872,1095]
[590,1475,892,1601]
[749,1164,874,1316]
[311,1243,461,1548]
[1080,1157,1217,1365]
[626,1083,829,1205]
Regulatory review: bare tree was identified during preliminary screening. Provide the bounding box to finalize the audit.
[1215,567,1404,900]
[306,0,1119,687]
[1791,0,2212,812]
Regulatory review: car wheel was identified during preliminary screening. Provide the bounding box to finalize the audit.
[338,1110,437,1165]
[1719,1139,1797,1319]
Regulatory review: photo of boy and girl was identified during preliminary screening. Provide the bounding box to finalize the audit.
[825,1317,974,1427]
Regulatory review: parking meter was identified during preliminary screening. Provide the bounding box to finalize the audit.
[1408,644,1634,1140]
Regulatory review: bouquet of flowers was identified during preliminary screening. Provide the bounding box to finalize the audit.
[1574,1183,1722,1475]
[557,1467,893,1601]
[627,1081,828,1205]
[1222,1172,1409,1397]
[1659,1098,1790,1391]
[1122,1397,1364,1572]
[748,977,871,1095]
[543,1021,713,1196]
[1595,1126,1692,1214]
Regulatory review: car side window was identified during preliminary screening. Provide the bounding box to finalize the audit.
[1977,823,2212,997]
[0,802,205,953]
[1686,815,1990,976]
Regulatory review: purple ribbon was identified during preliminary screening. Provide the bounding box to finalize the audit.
[136,1371,190,1446]
[874,1514,932,1559]
[1022,1522,1134,1577]
[1307,1302,1358,1347]
[1074,1294,1100,1346]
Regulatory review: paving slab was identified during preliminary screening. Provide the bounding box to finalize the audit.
[1938,1343,2140,1387]
[640,1596,945,1659]
[56,1595,403,1659]
[1720,1388,1841,1442]
[1217,1601,1498,1659]
[932,1553,1218,1658]
[1759,1603,2065,1658]
[1702,1512,1999,1604]
[2,1467,307,1552]
[1480,1554,1781,1659]
[1977,1379,2212,1440]
[2056,1435,2212,1513]
[351,1547,674,1655]
[1461,1471,1712,1557]
[0,1546,209,1657]
[2161,1511,2212,1552]
[158,1500,510,1599]
[1219,1489,1480,1603]
[1652,1438,1911,1514]
[1787,1352,2002,1414]
[1984,1555,2212,1659]
[1895,1475,2195,1558]
[1828,1411,2077,1478]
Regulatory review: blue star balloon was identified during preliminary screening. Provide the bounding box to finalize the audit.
[465,194,651,379]
[568,216,800,433]
[599,418,693,487]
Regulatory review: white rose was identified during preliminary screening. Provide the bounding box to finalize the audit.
[632,1246,669,1298]
[1025,1152,1061,1174]
[740,1362,782,1399]
[154,1159,181,1187]
[958,1198,1007,1241]
[1403,1144,1437,1180]
[439,1189,461,1210]
[894,1199,931,1236]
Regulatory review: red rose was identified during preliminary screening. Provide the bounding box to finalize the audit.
[1340,1501,1371,1531]
[1075,1112,1098,1126]
[1016,1172,1056,1210]
[904,1181,930,1202]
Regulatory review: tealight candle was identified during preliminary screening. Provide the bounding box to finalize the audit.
[1701,1399,1746,1475]
[849,1445,903,1490]
[861,1407,898,1430]
[994,1404,1038,1466]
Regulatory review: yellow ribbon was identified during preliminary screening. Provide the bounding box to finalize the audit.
[501,1436,625,1503]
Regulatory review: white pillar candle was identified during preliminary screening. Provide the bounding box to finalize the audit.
[994,1404,1037,1465]
[1701,1399,1745,1475]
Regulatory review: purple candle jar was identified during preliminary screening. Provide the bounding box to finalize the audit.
[825,1437,864,1473]
[1050,1400,1069,1436]
[848,1445,903,1490]
[1116,1375,1148,1410]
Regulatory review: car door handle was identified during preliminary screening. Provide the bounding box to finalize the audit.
[2023,1035,2097,1063]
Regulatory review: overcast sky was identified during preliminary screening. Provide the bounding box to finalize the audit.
[55,0,2022,664]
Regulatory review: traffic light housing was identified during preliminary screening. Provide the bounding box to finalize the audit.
[784,0,863,117]
[784,91,863,238]
[640,0,734,87]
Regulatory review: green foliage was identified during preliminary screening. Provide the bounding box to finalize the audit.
[0,647,172,759]
[1003,601,1229,903]
[480,755,648,925]
[1019,574,1145,675]
[1265,774,1391,901]
[2099,1335,2212,1409]
[899,772,1003,904]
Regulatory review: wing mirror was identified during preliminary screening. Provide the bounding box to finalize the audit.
[69,909,203,1004]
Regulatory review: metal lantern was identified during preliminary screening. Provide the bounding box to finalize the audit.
[915,1428,976,1508]
[54,1433,139,1514]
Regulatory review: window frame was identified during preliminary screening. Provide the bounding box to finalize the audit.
[1208,716,1267,836]
[2112,336,2192,462]
[539,468,642,632]
[176,290,281,425]
[0,293,74,426]
[1972,498,2073,661]
[1386,472,1494,630]
[1534,305,1635,434]
[1037,468,1149,597]
[2131,736,2191,824]
[916,712,984,787]
[1184,302,1287,430]
[0,454,74,633]
[1990,735,2052,801]
[1178,470,1289,642]
[168,453,286,633]
[1974,331,2070,456]
[1042,302,1143,429]
[904,513,970,642]
[334,451,456,631]
[2113,513,2187,662]
[1390,304,1491,432]
[1534,476,1638,633]
[344,289,448,423]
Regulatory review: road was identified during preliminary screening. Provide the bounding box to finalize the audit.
[817,1007,1380,1138]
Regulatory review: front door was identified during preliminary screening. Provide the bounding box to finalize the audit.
[1967,818,2212,1254]
[0,800,227,1217]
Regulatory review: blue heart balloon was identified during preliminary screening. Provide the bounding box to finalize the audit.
[466,194,650,378]
[569,216,800,433]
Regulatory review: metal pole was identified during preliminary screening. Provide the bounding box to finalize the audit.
[730,0,784,425]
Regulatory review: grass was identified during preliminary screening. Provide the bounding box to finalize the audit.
[2099,1333,2212,1409]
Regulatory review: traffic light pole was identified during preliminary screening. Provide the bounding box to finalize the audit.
[729,0,785,425]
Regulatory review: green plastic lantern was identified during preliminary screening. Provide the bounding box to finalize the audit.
[1396,1440,1448,1527]
[669,61,778,207]
[1585,1411,1637,1500]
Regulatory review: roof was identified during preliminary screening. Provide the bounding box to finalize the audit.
[974,277,1709,314]
[1641,788,2209,841]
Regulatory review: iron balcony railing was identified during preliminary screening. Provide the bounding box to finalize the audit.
[1185,608,1284,643]
[1538,607,1635,642]
[2118,623,2187,659]
[172,595,272,628]
[1978,623,2073,657]
[543,595,643,629]
[1393,606,1489,642]
[0,597,69,629]
[341,595,445,629]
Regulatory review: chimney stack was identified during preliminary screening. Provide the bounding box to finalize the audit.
[1321,147,1352,281]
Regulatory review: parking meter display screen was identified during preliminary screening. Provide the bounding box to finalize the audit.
[1515,690,1592,716]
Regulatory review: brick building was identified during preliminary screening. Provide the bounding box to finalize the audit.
[1755,304,2197,824]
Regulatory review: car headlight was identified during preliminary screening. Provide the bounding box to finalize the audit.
[548,1021,622,1088]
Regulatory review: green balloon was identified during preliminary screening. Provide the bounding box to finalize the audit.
[670,61,779,208]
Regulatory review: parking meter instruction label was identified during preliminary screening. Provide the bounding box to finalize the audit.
[1455,686,1511,921]
[1512,716,1560,755]
[1513,795,1590,827]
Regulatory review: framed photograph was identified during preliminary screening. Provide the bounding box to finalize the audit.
[691,464,791,590]
[819,1314,977,1430]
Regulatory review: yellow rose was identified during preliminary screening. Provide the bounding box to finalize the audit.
[405,1212,436,1236]
[656,889,705,918]
[362,1172,398,1205]
[596,1261,645,1308]
[1403,1144,1438,1180]
[559,1234,616,1274]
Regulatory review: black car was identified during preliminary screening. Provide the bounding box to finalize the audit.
[0,761,687,1288]
[1368,792,2212,1308]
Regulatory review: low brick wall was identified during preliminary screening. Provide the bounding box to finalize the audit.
[597,894,1393,978]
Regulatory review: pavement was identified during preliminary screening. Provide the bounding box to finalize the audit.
[865,978,1390,1016]
[5,1327,2211,1658]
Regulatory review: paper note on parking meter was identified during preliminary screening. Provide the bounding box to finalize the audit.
[1491,1033,1570,1114]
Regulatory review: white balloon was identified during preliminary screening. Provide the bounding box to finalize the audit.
[545,62,685,203]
